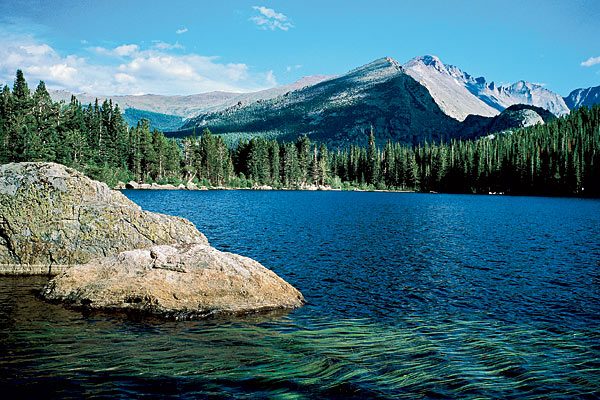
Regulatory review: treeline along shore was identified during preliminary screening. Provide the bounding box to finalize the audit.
[1,70,599,196]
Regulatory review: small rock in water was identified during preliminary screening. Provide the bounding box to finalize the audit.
[42,243,305,319]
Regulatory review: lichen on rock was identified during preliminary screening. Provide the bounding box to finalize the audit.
[0,162,206,273]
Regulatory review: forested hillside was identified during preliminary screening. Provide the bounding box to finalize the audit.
[0,71,181,186]
[1,70,598,196]
[122,109,184,132]
[182,58,461,148]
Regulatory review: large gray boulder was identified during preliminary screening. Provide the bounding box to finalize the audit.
[42,243,305,319]
[0,162,206,275]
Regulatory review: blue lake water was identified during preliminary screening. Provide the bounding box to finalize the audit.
[1,191,599,398]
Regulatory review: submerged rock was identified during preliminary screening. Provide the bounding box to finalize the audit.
[41,243,305,319]
[0,162,206,274]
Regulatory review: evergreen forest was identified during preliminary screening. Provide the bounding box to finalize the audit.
[1,70,599,197]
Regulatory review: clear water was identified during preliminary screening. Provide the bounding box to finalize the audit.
[1,191,599,399]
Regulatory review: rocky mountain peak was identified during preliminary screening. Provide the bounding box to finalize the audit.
[384,56,402,69]
[403,55,499,121]
[403,55,570,118]
[341,57,404,85]
[404,55,446,72]
[564,85,600,109]
[509,80,531,91]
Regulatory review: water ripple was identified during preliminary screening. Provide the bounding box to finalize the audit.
[2,192,600,399]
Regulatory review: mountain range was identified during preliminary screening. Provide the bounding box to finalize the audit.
[48,55,599,144]
[48,74,331,131]
[181,57,460,147]
[564,86,600,109]
[180,56,596,146]
[402,55,570,120]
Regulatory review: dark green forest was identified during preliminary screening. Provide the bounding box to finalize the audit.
[1,70,599,196]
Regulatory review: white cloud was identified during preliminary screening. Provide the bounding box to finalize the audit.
[266,70,276,85]
[581,56,600,67]
[153,41,184,50]
[286,64,302,72]
[176,27,188,34]
[0,29,276,95]
[113,44,139,57]
[250,6,294,31]
[93,44,139,57]
[48,63,78,81]
[254,6,287,21]
[114,72,136,84]
[20,44,55,56]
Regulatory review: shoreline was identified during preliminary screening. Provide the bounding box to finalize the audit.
[116,181,416,193]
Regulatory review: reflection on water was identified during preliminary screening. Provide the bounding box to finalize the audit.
[1,192,599,398]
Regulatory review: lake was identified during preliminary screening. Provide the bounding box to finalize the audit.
[1,191,599,399]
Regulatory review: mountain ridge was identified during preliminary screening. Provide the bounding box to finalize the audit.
[49,74,332,118]
[48,74,332,130]
[180,56,570,147]
[564,86,600,109]
[43,55,598,145]
[403,55,570,121]
[180,56,462,147]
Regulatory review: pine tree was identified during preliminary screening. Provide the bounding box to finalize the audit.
[268,140,280,186]
[366,126,378,184]
[296,135,311,185]
[317,142,329,186]
[0,86,12,163]
[110,104,129,169]
[9,70,34,161]
[31,81,58,161]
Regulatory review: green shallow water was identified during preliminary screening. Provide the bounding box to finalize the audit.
[2,191,600,398]
[2,278,598,399]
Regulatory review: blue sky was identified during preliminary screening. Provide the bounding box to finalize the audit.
[0,0,598,96]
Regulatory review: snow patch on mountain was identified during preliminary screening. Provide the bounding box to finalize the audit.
[564,86,600,109]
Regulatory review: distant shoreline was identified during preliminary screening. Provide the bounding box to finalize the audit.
[116,182,416,193]
[116,184,517,196]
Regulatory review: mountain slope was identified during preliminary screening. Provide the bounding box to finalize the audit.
[121,109,184,131]
[181,57,460,147]
[402,55,499,121]
[49,75,331,119]
[403,55,569,119]
[48,90,240,119]
[474,80,569,117]
[459,104,556,139]
[48,75,332,130]
[203,75,332,112]
[564,86,600,109]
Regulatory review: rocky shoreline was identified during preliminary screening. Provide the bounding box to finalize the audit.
[116,181,415,193]
[116,180,338,191]
[0,162,304,319]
